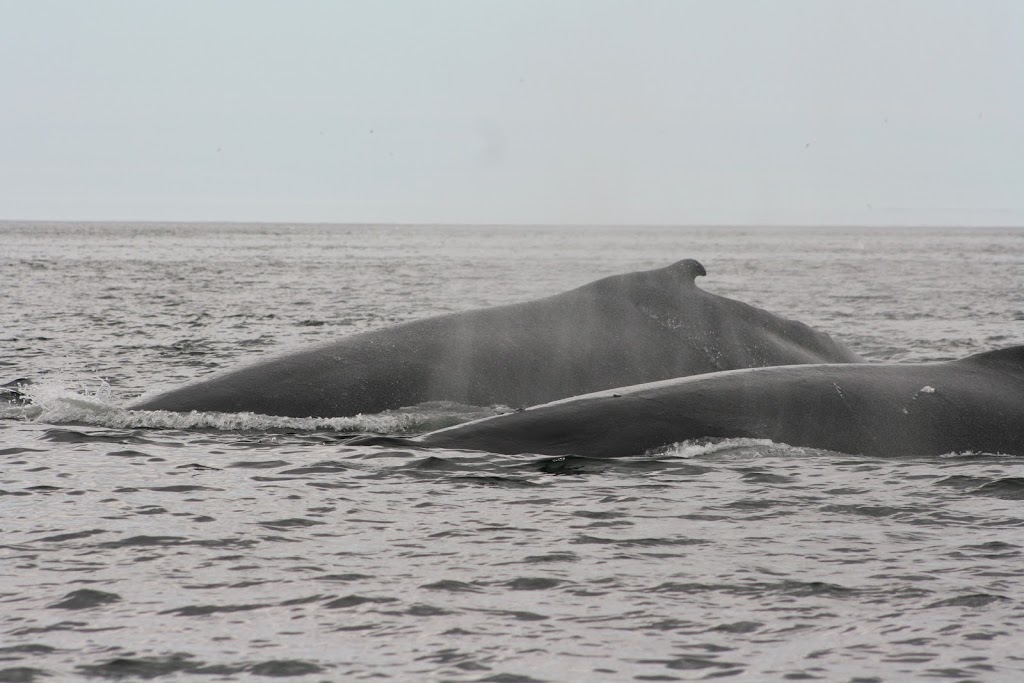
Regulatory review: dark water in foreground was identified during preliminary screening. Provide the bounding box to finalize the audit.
[2,223,1023,681]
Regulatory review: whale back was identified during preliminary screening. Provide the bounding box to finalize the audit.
[416,350,1024,458]
[131,259,863,418]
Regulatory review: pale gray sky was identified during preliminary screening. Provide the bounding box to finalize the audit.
[1,1,1021,225]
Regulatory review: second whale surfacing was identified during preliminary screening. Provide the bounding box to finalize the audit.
[131,259,862,418]
[374,347,1024,458]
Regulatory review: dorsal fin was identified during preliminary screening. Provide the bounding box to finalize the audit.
[961,346,1024,368]
[669,259,707,282]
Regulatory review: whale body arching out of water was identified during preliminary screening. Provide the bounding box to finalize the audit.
[131,259,862,419]
[371,347,1024,457]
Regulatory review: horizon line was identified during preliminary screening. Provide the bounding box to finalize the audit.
[2,218,1023,230]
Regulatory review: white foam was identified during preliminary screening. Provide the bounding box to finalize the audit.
[650,438,779,458]
[2,379,505,433]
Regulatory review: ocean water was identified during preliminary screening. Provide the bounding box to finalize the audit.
[2,222,1023,682]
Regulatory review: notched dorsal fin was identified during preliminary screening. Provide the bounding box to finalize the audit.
[962,346,1024,368]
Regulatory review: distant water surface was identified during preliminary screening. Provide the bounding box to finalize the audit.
[1,222,1023,681]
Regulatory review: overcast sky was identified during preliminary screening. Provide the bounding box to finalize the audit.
[2,1,1021,225]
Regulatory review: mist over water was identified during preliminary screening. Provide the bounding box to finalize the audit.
[2,222,1024,681]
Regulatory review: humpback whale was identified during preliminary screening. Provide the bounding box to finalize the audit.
[131,259,862,419]
[370,347,1024,458]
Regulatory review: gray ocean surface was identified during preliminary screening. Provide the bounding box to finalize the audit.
[2,222,1023,682]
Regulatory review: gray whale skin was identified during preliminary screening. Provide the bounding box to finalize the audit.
[131,259,861,418]
[368,347,1024,458]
